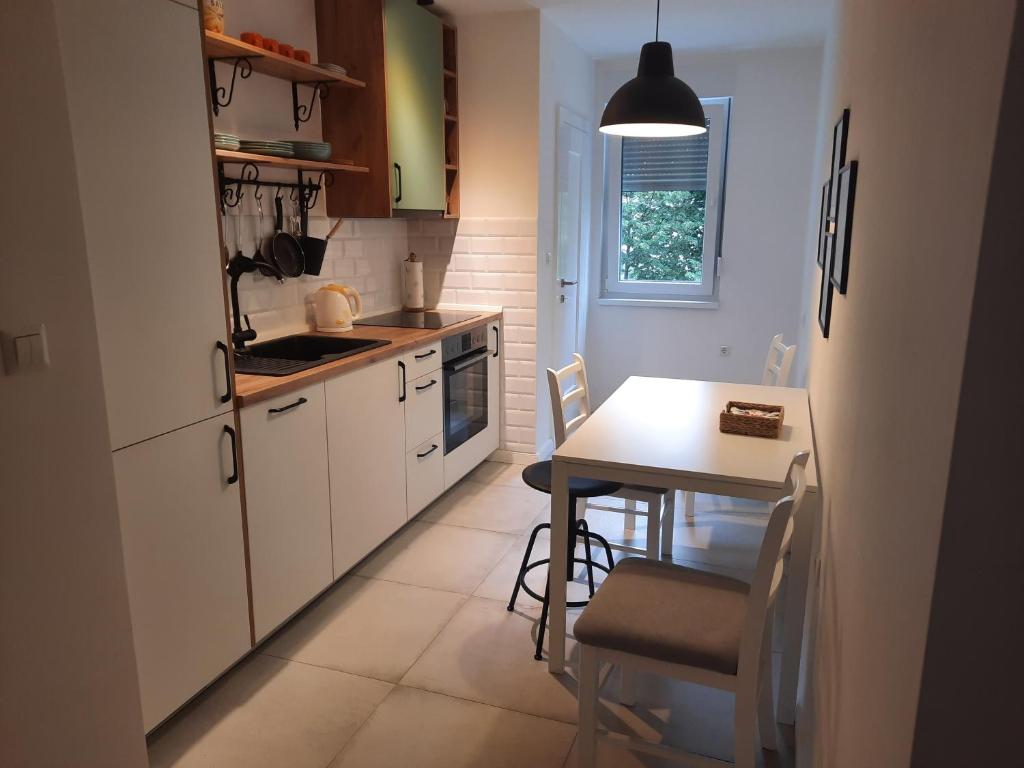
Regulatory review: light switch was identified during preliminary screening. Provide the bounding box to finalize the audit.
[7,324,49,373]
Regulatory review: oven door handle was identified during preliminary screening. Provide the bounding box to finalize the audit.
[444,350,491,374]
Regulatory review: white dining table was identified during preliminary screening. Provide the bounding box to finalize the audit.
[547,376,819,725]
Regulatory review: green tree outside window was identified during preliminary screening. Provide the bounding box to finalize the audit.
[619,190,706,283]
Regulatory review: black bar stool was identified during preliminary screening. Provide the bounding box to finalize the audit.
[508,460,623,660]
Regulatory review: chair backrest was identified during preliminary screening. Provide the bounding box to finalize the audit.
[737,451,810,678]
[761,333,797,387]
[546,353,593,448]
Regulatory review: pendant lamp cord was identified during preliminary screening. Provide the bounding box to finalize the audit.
[655,0,660,41]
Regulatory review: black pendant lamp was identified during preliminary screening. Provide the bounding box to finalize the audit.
[599,0,706,138]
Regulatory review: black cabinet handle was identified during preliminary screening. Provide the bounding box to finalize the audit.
[224,425,239,485]
[415,379,437,392]
[491,326,499,358]
[416,444,439,459]
[268,396,307,415]
[393,162,402,203]
[398,360,407,402]
[414,349,437,360]
[216,341,232,403]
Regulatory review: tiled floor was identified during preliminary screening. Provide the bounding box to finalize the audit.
[148,461,794,768]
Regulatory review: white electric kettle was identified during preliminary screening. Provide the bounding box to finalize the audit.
[313,284,362,332]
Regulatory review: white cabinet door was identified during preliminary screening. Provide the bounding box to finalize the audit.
[326,359,408,576]
[405,371,443,450]
[54,0,232,450]
[407,434,444,516]
[113,413,250,732]
[240,383,333,642]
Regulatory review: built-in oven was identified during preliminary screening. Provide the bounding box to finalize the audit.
[442,326,489,455]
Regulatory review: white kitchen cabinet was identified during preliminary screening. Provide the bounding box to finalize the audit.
[405,371,443,450]
[407,434,444,516]
[326,358,408,576]
[54,0,232,450]
[402,342,442,380]
[113,413,250,732]
[240,383,333,642]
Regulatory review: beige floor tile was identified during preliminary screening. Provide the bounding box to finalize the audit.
[401,596,584,723]
[357,521,518,594]
[147,654,392,768]
[261,576,466,682]
[419,477,548,533]
[464,459,532,487]
[329,686,576,768]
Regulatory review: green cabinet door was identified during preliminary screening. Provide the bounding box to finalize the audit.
[384,0,445,212]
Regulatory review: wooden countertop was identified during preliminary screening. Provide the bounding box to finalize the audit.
[234,311,501,407]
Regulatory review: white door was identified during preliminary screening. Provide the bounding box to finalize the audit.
[240,383,334,641]
[113,413,250,731]
[54,0,232,449]
[553,107,591,369]
[326,359,408,576]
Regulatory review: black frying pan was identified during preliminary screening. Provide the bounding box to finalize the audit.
[271,195,304,278]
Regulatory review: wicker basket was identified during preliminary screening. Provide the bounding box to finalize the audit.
[719,401,785,439]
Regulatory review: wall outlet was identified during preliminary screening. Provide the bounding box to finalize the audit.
[719,345,730,356]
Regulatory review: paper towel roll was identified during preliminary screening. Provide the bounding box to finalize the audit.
[402,259,425,311]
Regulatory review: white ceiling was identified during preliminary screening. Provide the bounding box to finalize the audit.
[431,0,831,58]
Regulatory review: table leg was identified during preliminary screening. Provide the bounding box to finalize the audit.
[777,489,819,723]
[548,458,570,673]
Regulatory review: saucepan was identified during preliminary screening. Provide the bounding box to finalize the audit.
[270,193,304,278]
[300,217,344,276]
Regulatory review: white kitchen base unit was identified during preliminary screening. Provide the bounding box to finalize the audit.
[327,356,408,576]
[241,382,333,641]
[407,433,445,516]
[113,413,251,732]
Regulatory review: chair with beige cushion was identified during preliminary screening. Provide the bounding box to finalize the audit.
[573,451,810,768]
[547,354,676,558]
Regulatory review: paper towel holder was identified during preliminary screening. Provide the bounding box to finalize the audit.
[402,251,426,313]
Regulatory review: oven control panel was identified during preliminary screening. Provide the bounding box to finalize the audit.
[442,326,488,362]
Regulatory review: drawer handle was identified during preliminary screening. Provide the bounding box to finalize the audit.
[414,349,437,360]
[216,340,232,403]
[416,444,439,459]
[268,396,308,415]
[492,326,499,358]
[224,425,239,485]
[415,379,437,392]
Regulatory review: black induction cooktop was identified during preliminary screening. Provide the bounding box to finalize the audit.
[354,310,480,329]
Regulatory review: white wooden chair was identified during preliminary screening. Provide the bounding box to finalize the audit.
[547,354,674,559]
[761,333,796,387]
[574,451,810,768]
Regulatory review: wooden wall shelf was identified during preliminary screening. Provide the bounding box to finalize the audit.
[204,31,365,88]
[216,149,369,174]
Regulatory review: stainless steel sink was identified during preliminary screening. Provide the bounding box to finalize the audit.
[234,334,391,376]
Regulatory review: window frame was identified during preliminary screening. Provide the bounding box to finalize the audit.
[601,96,731,302]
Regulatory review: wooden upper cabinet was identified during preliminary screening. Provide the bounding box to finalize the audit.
[316,0,453,218]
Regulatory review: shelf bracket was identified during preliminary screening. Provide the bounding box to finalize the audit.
[292,81,329,131]
[209,57,254,115]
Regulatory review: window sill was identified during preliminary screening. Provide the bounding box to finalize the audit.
[597,296,719,310]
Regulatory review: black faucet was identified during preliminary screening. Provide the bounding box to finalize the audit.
[226,254,285,351]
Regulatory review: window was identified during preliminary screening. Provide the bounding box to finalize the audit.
[601,97,730,302]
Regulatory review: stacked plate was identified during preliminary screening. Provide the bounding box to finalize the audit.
[238,139,295,158]
[288,140,332,161]
[213,132,240,151]
[316,62,348,77]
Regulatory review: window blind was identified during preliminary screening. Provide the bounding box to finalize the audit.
[621,127,710,193]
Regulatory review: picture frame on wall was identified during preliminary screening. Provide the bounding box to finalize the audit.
[818,247,834,338]
[817,179,832,267]
[829,108,850,218]
[831,161,858,293]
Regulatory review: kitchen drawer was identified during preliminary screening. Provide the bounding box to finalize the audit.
[406,370,443,449]
[402,342,442,379]
[407,434,444,516]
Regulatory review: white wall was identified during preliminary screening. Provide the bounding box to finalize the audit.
[0,1,147,764]
[535,14,595,454]
[584,46,823,405]
[802,0,1016,764]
